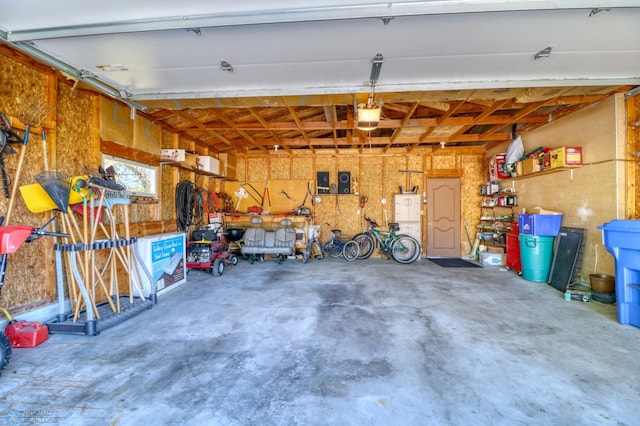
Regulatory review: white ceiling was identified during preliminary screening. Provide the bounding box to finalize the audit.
[2,1,639,105]
[2,1,639,153]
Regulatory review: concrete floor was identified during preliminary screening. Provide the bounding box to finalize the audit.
[1,257,639,426]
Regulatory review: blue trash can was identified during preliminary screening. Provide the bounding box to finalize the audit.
[598,220,640,328]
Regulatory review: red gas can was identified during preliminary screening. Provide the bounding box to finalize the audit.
[5,321,49,348]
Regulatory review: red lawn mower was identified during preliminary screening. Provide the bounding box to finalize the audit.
[186,225,243,277]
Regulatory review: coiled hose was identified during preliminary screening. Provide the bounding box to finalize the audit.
[175,180,195,232]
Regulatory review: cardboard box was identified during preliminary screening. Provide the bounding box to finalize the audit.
[489,153,510,180]
[521,158,542,175]
[196,156,220,174]
[541,152,552,170]
[161,149,186,162]
[550,146,582,168]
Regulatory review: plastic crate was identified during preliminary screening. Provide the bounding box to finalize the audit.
[518,214,562,236]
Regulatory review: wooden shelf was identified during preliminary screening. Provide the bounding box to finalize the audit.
[161,161,235,181]
[508,166,581,181]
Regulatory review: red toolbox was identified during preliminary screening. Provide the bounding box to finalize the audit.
[5,321,49,348]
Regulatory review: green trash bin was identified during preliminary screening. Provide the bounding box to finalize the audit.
[519,234,555,282]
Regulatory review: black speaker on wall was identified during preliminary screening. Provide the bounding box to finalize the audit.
[338,171,351,194]
[317,171,330,194]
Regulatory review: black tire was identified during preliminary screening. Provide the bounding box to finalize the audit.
[353,233,374,259]
[324,240,342,258]
[213,259,224,276]
[0,331,11,373]
[390,235,421,264]
[342,240,359,261]
[230,255,238,266]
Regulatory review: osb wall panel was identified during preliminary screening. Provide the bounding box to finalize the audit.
[57,84,99,173]
[160,131,178,220]
[291,156,313,180]
[407,156,423,191]
[384,156,405,195]
[0,57,54,312]
[314,195,361,241]
[270,156,291,180]
[513,96,618,281]
[0,53,48,118]
[432,152,458,170]
[360,157,384,231]
[461,155,486,253]
[247,157,268,182]
[235,157,247,181]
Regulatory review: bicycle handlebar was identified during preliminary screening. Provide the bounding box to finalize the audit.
[363,216,379,228]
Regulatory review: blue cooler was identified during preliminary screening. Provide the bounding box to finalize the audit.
[598,220,640,328]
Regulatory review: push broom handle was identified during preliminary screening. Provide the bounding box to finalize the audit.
[4,124,30,225]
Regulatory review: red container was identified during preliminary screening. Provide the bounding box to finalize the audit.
[506,233,522,272]
[5,321,49,348]
[510,222,519,234]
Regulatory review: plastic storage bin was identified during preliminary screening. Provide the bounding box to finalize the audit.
[480,252,506,266]
[519,234,555,282]
[598,220,640,327]
[518,214,563,236]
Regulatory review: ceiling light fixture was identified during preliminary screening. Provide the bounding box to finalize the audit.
[357,101,381,131]
[220,60,233,72]
[357,53,384,131]
[533,46,552,60]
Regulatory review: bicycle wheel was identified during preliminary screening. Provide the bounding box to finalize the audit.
[342,240,359,261]
[324,239,343,258]
[390,235,421,264]
[353,233,374,259]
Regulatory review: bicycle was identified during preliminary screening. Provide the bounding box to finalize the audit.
[302,226,359,263]
[353,216,421,264]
